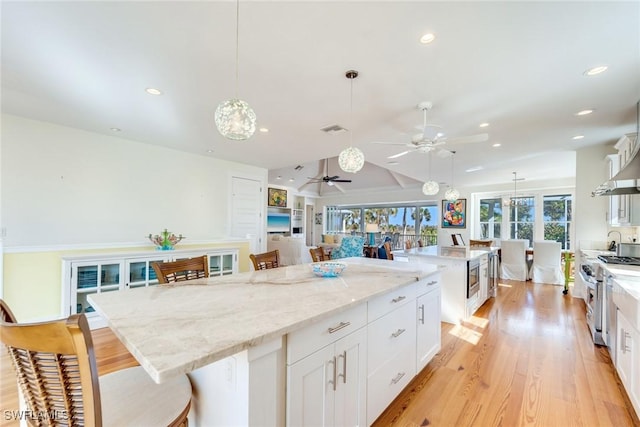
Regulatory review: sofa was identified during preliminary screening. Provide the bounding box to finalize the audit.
[266,235,312,265]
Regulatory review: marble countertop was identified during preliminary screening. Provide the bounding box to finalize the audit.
[89,257,440,383]
[393,245,496,261]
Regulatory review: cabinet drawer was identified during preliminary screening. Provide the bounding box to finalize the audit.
[368,302,416,374]
[367,346,416,425]
[287,303,367,364]
[415,273,440,297]
[368,283,416,321]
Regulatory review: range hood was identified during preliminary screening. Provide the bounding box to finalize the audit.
[593,132,640,196]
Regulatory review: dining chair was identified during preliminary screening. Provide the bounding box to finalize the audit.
[530,240,565,285]
[500,239,530,281]
[0,299,192,427]
[405,240,413,250]
[309,247,327,262]
[250,249,281,270]
[152,255,209,284]
[382,241,394,260]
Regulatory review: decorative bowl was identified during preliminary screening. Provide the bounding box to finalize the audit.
[311,262,347,278]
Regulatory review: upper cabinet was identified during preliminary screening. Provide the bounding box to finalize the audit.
[608,134,638,226]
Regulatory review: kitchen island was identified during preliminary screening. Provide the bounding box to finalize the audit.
[393,245,498,324]
[89,257,441,426]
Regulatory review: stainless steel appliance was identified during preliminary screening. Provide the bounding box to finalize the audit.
[579,261,605,345]
[598,255,640,266]
[487,251,499,297]
[467,258,480,298]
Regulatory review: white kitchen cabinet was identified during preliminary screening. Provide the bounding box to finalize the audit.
[63,248,239,329]
[608,134,639,226]
[616,309,640,416]
[286,326,367,427]
[416,277,441,372]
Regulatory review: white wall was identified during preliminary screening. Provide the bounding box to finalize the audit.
[1,114,267,249]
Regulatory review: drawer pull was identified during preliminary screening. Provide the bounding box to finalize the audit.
[419,304,425,324]
[391,372,406,385]
[328,321,351,334]
[391,295,406,304]
[391,328,406,338]
[427,280,437,286]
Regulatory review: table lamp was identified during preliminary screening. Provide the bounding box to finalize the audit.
[365,223,379,246]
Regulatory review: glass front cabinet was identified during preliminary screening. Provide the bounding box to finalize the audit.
[63,248,239,329]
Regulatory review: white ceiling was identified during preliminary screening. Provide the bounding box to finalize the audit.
[2,1,639,197]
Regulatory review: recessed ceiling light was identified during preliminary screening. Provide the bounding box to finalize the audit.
[572,135,585,140]
[206,149,214,153]
[492,143,501,147]
[420,33,436,44]
[110,127,121,132]
[276,176,282,180]
[259,127,269,133]
[479,122,490,128]
[584,66,608,76]
[288,178,294,182]
[145,87,162,95]
[575,109,594,116]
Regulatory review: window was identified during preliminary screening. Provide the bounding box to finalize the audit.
[479,198,502,239]
[509,196,535,242]
[543,194,572,249]
[325,203,438,247]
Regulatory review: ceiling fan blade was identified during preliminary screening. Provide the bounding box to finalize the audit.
[325,175,340,181]
[388,151,410,159]
[445,133,489,144]
[436,148,454,158]
[370,141,408,146]
[331,179,352,183]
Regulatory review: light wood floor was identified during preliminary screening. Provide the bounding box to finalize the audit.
[1,280,638,427]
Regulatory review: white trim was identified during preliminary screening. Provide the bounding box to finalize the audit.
[3,238,249,254]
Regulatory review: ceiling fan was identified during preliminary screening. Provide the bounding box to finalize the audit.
[372,101,489,159]
[306,158,352,186]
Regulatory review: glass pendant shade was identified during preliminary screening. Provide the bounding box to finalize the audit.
[339,146,365,173]
[444,187,460,202]
[422,180,439,195]
[215,98,256,140]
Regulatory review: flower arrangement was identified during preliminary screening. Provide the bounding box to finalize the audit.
[148,229,185,250]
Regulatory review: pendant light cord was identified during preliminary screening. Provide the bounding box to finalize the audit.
[349,74,354,147]
[235,0,240,98]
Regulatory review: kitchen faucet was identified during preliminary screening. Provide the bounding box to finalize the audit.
[607,230,622,255]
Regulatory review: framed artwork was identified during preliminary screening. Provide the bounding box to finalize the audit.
[268,188,287,207]
[315,212,323,225]
[442,199,466,228]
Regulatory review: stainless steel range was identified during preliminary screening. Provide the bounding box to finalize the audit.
[578,261,605,345]
[597,255,640,266]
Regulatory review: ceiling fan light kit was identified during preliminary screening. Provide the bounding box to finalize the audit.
[339,70,365,174]
[215,0,256,140]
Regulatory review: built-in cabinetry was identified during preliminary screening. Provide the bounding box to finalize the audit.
[607,133,638,226]
[616,308,640,416]
[62,248,238,329]
[286,273,442,427]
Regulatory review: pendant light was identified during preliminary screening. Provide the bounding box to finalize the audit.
[215,0,256,140]
[444,151,459,201]
[338,70,365,174]
[422,151,440,195]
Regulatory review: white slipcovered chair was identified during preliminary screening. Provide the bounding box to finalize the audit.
[500,239,529,281]
[530,240,564,285]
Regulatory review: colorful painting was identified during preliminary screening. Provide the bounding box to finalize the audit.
[268,187,287,207]
[442,199,466,228]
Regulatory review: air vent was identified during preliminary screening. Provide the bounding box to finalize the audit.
[320,124,347,134]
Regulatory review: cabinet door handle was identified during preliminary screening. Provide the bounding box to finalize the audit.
[330,356,337,391]
[419,304,425,324]
[427,280,437,286]
[337,350,347,384]
[391,328,406,338]
[391,372,406,385]
[391,295,406,303]
[327,321,351,334]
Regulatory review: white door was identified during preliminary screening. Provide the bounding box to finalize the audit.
[230,176,263,253]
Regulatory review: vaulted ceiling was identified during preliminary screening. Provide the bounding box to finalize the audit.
[2,1,639,196]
